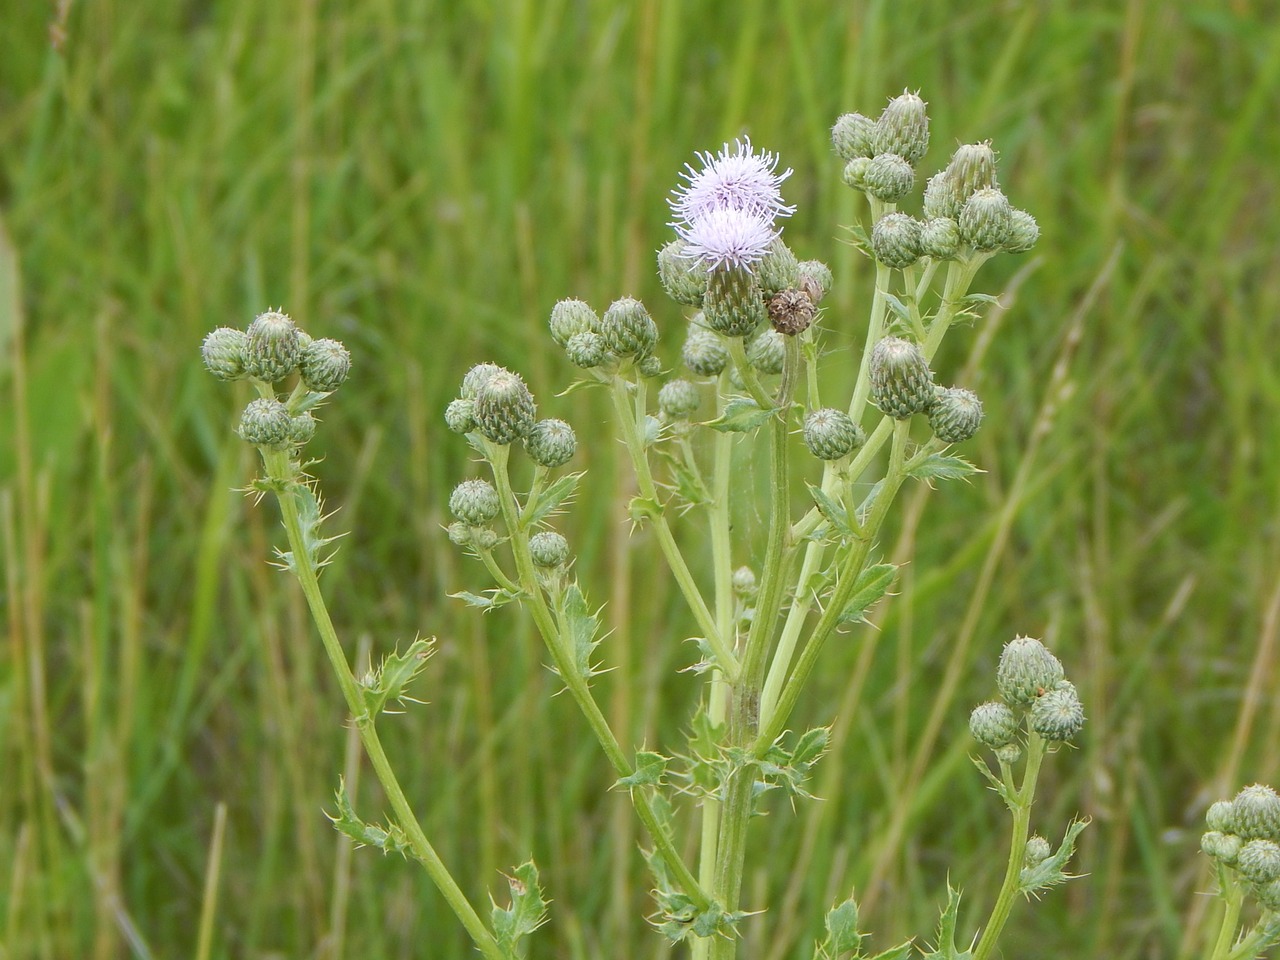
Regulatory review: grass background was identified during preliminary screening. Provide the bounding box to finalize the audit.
[3,0,1280,957]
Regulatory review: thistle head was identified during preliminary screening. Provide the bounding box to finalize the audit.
[746,328,786,376]
[944,142,1000,199]
[1030,681,1086,742]
[869,336,934,418]
[549,299,599,347]
[1207,800,1237,834]
[678,207,779,274]
[529,530,571,568]
[732,565,758,599]
[202,327,249,381]
[996,636,1065,706]
[245,310,303,384]
[444,398,476,435]
[870,213,923,269]
[1004,209,1040,254]
[658,379,701,420]
[802,408,864,461]
[1233,784,1280,840]
[922,171,962,221]
[565,331,608,369]
[928,386,984,443]
[473,369,536,445]
[599,297,659,360]
[1024,836,1052,867]
[1201,830,1244,866]
[681,324,730,377]
[756,238,800,295]
[767,288,816,336]
[669,137,795,224]
[863,153,916,204]
[959,187,1014,251]
[287,412,317,447]
[702,261,767,339]
[525,419,577,468]
[461,362,506,399]
[300,338,351,393]
[796,260,833,305]
[1237,839,1280,885]
[969,700,1018,749]
[831,112,876,161]
[238,397,293,448]
[872,89,930,164]
[449,479,501,527]
[920,217,961,262]
[657,240,709,306]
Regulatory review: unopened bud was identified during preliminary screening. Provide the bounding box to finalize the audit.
[873,90,930,164]
[747,329,786,376]
[920,217,961,261]
[245,310,303,383]
[863,153,915,204]
[922,172,962,221]
[449,479,501,527]
[473,369,536,445]
[996,636,1065,706]
[565,331,608,368]
[446,521,472,547]
[832,112,876,160]
[288,412,317,446]
[928,386,984,443]
[869,336,934,418]
[796,260,833,304]
[870,213,923,269]
[732,565,758,599]
[803,408,864,461]
[757,238,800,295]
[461,363,505,399]
[1024,836,1052,866]
[445,398,476,434]
[600,297,658,359]
[1030,682,1085,742]
[529,530,571,568]
[637,355,663,379]
[1201,830,1243,865]
[1233,785,1280,841]
[300,338,351,392]
[1207,800,1237,834]
[682,324,730,377]
[657,241,709,306]
[550,299,599,347]
[525,419,577,468]
[994,742,1022,765]
[842,157,872,191]
[959,187,1013,251]
[202,327,249,381]
[238,398,293,447]
[944,142,999,200]
[704,265,766,339]
[658,379,701,420]
[1004,209,1040,254]
[969,701,1018,748]
[1237,839,1280,884]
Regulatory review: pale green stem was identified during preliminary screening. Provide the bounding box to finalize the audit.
[486,443,712,912]
[848,260,891,426]
[259,447,504,960]
[475,544,519,593]
[759,527,828,726]
[1224,913,1280,960]
[608,376,740,678]
[725,337,776,410]
[1208,871,1245,960]
[971,731,1047,960]
[516,464,549,527]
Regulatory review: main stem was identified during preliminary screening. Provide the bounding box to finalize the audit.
[261,449,504,960]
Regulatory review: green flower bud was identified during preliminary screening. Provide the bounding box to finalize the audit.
[288,412,317,446]
[473,369,536,445]
[870,213,923,269]
[922,172,962,221]
[445,398,476,434]
[1207,800,1238,834]
[238,397,293,447]
[1237,839,1280,884]
[1030,683,1085,742]
[245,310,303,383]
[449,479,501,527]
[446,521,472,547]
[796,260,833,305]
[525,418,577,468]
[944,142,999,200]
[529,530,571,568]
[549,299,599,347]
[682,324,730,377]
[863,153,916,204]
[996,636,1065,706]
[842,157,872,191]
[746,328,786,376]
[732,565,758,599]
[1004,209,1040,254]
[757,238,800,295]
[767,289,816,336]
[994,742,1022,765]
[873,90,930,164]
[461,363,505,399]
[920,217,961,261]
[637,354,663,379]
[600,297,658,359]
[929,386,984,443]
[300,338,352,392]
[1201,830,1244,865]
[565,331,608,368]
[803,407,864,461]
[474,528,500,551]
[201,327,249,381]
[657,241,708,306]
[969,700,1019,748]
[832,112,875,160]
[1256,878,1280,911]
[1024,836,1052,866]
[704,265,766,339]
[1233,784,1280,840]
[658,379,701,420]
[869,336,934,418]
[959,187,1014,251]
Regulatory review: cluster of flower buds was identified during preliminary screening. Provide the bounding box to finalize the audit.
[658,138,832,341]
[969,636,1085,762]
[1202,784,1280,910]
[201,310,351,450]
[834,91,1038,266]
[545,297,664,378]
[867,336,984,444]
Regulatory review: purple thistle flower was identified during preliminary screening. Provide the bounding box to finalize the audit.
[669,137,796,225]
[677,207,778,273]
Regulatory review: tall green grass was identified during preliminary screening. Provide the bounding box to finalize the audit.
[2,1,1279,957]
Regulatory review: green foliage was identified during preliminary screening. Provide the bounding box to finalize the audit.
[490,861,549,957]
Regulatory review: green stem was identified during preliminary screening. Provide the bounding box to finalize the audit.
[970,732,1047,960]
[487,443,712,913]
[725,338,776,409]
[848,260,891,426]
[1224,912,1280,960]
[1208,871,1245,960]
[608,376,740,678]
[260,448,504,960]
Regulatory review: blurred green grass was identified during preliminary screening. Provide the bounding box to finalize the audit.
[3,1,1280,957]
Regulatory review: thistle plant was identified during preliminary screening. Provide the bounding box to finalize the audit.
[202,91,1085,960]
[1199,785,1280,959]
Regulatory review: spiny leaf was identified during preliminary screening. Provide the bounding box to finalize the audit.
[808,484,855,539]
[522,472,582,529]
[836,563,898,625]
[908,453,981,481]
[327,778,411,856]
[359,637,434,717]
[816,895,863,958]
[615,751,669,789]
[706,397,775,433]
[561,583,604,680]
[1018,817,1090,896]
[491,860,549,953]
